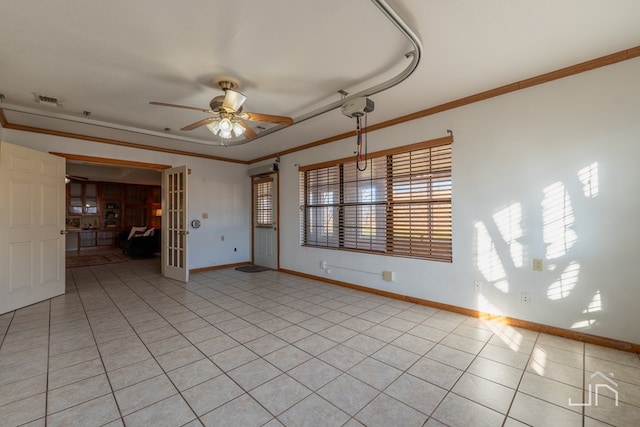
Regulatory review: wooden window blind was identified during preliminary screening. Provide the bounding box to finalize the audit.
[255,177,273,226]
[300,135,452,262]
[300,166,340,247]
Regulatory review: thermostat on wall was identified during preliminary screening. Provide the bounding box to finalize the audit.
[191,219,201,229]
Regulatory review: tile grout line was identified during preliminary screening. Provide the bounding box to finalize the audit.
[0,310,15,350]
[581,341,586,427]
[65,267,126,424]
[44,298,52,427]
[500,331,541,426]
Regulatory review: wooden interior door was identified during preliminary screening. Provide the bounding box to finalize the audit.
[0,142,65,314]
[162,165,189,282]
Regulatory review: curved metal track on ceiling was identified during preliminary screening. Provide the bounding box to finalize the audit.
[227,0,423,145]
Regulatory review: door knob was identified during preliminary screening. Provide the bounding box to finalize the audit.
[60,230,69,235]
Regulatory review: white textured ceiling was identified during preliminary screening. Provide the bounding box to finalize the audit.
[1,0,639,163]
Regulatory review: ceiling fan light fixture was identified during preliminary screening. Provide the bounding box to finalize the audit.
[206,119,221,134]
[219,117,233,132]
[206,117,245,139]
[232,122,246,137]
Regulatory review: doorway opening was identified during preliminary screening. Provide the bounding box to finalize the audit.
[58,154,169,271]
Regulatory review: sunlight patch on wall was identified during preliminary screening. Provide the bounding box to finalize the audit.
[542,182,577,259]
[476,294,503,316]
[493,203,524,268]
[475,222,508,292]
[547,261,581,300]
[571,319,596,329]
[578,162,599,198]
[571,290,602,329]
[583,290,602,314]
[493,280,509,293]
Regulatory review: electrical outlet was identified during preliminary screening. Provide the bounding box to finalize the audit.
[533,258,543,272]
[320,261,327,269]
[382,271,395,282]
[521,292,532,304]
[474,281,483,292]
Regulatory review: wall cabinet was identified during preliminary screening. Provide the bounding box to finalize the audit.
[68,182,98,215]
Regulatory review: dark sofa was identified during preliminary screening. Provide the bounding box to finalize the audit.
[119,229,161,258]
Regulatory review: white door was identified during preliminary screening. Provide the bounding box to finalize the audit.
[253,174,278,269]
[162,165,189,282]
[0,142,65,315]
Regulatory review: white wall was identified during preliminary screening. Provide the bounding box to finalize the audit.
[278,58,640,344]
[2,130,252,270]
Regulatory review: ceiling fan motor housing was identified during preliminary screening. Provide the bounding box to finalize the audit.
[217,80,238,91]
[209,95,225,112]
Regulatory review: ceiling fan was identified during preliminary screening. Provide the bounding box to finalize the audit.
[150,78,294,141]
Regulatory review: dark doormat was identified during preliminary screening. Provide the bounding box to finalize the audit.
[235,265,271,273]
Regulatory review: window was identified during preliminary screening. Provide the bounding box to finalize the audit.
[300,136,452,261]
[255,177,274,226]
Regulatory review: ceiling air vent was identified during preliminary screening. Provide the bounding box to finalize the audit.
[36,94,60,107]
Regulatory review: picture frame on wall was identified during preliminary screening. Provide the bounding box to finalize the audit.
[66,216,81,229]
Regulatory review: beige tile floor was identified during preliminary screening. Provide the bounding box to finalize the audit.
[1,256,639,426]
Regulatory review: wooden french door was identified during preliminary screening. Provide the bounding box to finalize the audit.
[0,141,66,314]
[162,165,188,282]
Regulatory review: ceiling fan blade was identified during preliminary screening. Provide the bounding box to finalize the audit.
[150,101,213,114]
[242,112,294,126]
[222,90,247,112]
[66,174,88,181]
[180,117,216,131]
[238,121,258,140]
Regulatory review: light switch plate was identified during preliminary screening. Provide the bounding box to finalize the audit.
[533,258,543,271]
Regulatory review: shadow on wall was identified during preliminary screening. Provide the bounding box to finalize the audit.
[473,161,601,330]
